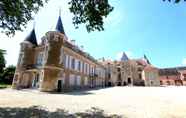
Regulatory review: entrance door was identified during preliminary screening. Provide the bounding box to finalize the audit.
[32,74,40,88]
[128,78,132,84]
[117,81,122,86]
[57,80,62,92]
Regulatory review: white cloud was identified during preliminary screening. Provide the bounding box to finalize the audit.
[125,51,133,58]
[0,32,24,66]
[182,58,186,65]
[116,52,123,60]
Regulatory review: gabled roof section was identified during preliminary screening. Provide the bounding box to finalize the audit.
[135,59,148,66]
[159,68,180,76]
[55,16,65,34]
[120,52,129,61]
[25,28,38,46]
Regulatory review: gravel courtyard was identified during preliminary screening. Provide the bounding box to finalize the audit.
[0,87,186,118]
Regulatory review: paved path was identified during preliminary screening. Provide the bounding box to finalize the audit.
[0,87,186,118]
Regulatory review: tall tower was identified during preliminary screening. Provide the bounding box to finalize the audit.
[39,15,66,92]
[12,28,38,89]
[120,52,129,61]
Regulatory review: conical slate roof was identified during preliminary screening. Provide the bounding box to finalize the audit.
[25,29,38,46]
[55,16,65,34]
[121,52,129,61]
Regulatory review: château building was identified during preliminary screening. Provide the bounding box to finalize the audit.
[159,67,186,86]
[101,53,160,87]
[13,14,186,92]
[12,15,106,92]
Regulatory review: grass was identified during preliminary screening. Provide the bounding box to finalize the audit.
[0,83,11,89]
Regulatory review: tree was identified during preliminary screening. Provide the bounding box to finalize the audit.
[2,65,16,84]
[68,0,113,32]
[0,49,6,74]
[163,0,186,3]
[0,0,46,36]
[0,0,113,36]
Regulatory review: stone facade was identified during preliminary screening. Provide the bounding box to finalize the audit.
[12,15,186,92]
[142,65,160,86]
[101,53,160,87]
[159,67,186,86]
[12,16,106,92]
[179,69,186,85]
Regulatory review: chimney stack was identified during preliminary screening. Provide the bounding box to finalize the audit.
[70,39,75,45]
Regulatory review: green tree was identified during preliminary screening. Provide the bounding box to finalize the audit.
[0,0,46,36]
[0,49,6,74]
[0,0,184,36]
[163,0,185,3]
[0,0,113,36]
[2,65,16,84]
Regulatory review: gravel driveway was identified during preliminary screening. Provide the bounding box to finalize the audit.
[0,87,186,118]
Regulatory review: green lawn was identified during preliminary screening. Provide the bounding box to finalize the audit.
[0,83,11,89]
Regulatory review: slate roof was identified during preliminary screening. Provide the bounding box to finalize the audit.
[159,66,186,76]
[63,40,99,65]
[144,65,158,71]
[120,52,129,61]
[135,59,148,66]
[159,68,180,76]
[25,29,38,46]
[55,16,65,34]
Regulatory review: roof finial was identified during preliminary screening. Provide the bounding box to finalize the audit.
[59,7,61,16]
[33,20,36,29]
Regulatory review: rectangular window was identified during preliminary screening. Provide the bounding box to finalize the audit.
[84,77,88,86]
[65,55,68,68]
[78,61,81,71]
[81,61,82,72]
[77,76,81,86]
[87,64,89,75]
[63,54,66,68]
[92,67,95,73]
[75,59,78,71]
[18,53,23,65]
[139,73,142,79]
[91,67,93,74]
[36,52,43,65]
[89,65,91,75]
[183,74,186,81]
[71,58,75,69]
[69,74,75,85]
[60,48,64,65]
[68,56,71,69]
[82,62,84,73]
[85,63,87,74]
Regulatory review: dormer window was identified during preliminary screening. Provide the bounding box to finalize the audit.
[71,58,75,69]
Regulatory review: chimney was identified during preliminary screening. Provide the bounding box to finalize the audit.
[80,45,84,51]
[70,39,75,45]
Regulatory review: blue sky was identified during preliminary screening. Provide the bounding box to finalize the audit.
[0,0,186,68]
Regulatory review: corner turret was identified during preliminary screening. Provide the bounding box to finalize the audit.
[25,28,38,46]
[12,28,38,89]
